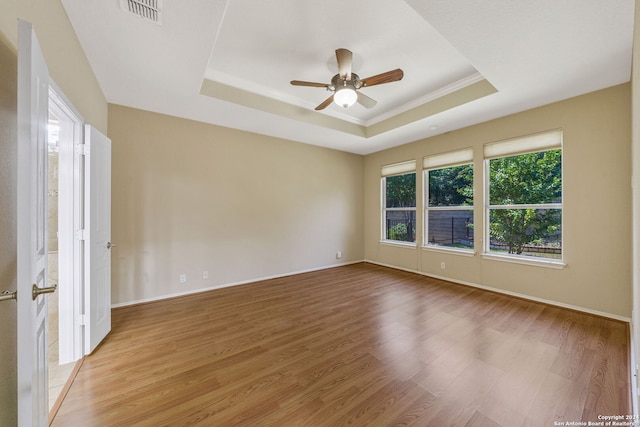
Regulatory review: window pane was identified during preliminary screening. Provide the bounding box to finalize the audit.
[385,173,416,208]
[385,210,416,242]
[489,150,561,205]
[489,208,561,259]
[428,164,473,207]
[427,210,474,249]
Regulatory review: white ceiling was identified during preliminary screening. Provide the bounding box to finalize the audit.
[60,0,634,155]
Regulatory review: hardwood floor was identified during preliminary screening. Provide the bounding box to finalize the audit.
[51,263,631,426]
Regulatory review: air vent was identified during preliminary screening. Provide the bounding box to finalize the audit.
[120,0,163,25]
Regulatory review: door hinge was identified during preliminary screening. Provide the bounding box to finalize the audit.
[77,314,87,326]
[75,144,89,155]
[75,229,86,241]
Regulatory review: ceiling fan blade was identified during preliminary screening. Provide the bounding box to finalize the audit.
[357,91,377,109]
[290,80,329,88]
[360,68,404,87]
[336,48,352,81]
[315,95,335,111]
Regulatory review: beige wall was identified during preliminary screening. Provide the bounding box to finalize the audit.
[0,36,18,427]
[0,1,107,422]
[108,105,364,305]
[365,84,632,319]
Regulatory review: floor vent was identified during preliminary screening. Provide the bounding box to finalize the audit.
[120,0,163,25]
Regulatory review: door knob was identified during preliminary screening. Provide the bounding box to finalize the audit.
[0,290,17,302]
[32,283,57,300]
[107,241,116,249]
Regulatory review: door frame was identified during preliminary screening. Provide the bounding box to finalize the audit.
[49,82,85,364]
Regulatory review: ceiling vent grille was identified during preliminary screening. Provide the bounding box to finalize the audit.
[120,0,163,25]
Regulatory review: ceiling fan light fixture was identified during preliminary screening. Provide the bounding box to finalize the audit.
[333,87,357,108]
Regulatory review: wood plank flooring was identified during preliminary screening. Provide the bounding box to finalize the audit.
[51,263,631,426]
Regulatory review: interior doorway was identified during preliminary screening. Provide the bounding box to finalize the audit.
[47,86,84,412]
[46,111,74,409]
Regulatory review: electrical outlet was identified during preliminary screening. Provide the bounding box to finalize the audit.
[336,251,343,259]
[203,271,209,279]
[440,261,446,270]
[179,274,187,284]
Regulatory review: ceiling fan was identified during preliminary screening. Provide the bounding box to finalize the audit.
[291,48,404,111]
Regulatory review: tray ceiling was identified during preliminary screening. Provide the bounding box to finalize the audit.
[61,0,633,154]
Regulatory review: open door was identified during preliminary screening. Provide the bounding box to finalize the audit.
[84,125,112,354]
[17,19,55,426]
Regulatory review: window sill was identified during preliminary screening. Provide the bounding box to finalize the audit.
[379,240,417,249]
[421,246,476,257]
[481,253,566,269]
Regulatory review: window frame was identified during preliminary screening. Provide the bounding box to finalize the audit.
[483,130,564,267]
[423,148,475,254]
[380,160,417,245]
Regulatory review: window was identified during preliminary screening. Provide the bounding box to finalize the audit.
[484,130,562,261]
[424,148,474,251]
[382,161,416,243]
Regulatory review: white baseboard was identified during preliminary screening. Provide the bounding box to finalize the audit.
[111,260,364,308]
[115,258,631,323]
[365,259,631,323]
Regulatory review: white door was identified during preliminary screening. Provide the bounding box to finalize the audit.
[17,20,53,426]
[84,125,112,354]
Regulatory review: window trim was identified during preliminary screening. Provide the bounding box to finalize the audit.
[381,160,417,244]
[421,244,476,256]
[423,148,474,254]
[483,130,563,265]
[481,253,566,269]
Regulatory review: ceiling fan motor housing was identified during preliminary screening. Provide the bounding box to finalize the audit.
[330,73,361,91]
